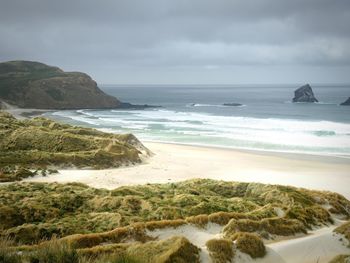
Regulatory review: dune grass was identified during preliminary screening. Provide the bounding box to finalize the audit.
[0,179,349,261]
[1,178,349,246]
[328,254,350,263]
[334,221,350,245]
[0,112,146,174]
[233,232,266,258]
[206,238,234,263]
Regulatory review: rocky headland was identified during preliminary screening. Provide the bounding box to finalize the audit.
[0,60,160,110]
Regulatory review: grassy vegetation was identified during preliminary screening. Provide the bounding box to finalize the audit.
[1,179,348,246]
[0,112,147,175]
[0,60,120,109]
[0,177,349,261]
[328,255,350,263]
[206,238,234,263]
[0,236,198,263]
[233,232,266,258]
[223,217,307,239]
[334,221,350,245]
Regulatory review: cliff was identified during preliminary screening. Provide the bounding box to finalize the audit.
[0,60,121,109]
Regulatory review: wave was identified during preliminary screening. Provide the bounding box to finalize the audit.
[187,103,245,107]
[46,108,350,156]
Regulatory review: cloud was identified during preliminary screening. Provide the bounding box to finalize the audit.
[0,0,349,83]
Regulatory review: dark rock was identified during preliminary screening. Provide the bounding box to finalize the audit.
[292,84,318,103]
[340,97,350,106]
[223,103,243,107]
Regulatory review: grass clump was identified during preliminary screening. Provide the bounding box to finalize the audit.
[233,232,266,258]
[206,238,234,263]
[77,236,199,263]
[334,221,350,245]
[27,238,79,263]
[0,167,35,182]
[223,217,306,239]
[0,237,22,263]
[328,255,350,263]
[127,236,200,263]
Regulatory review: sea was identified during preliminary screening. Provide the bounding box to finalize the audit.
[44,84,350,157]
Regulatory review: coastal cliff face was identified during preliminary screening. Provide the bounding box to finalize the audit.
[0,61,120,109]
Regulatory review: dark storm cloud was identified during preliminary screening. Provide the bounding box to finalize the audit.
[0,0,350,83]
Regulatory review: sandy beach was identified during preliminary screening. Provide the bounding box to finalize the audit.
[24,141,350,199]
[0,100,51,119]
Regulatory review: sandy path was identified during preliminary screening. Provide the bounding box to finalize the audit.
[23,142,350,199]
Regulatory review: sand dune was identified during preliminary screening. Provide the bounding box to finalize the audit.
[24,141,350,199]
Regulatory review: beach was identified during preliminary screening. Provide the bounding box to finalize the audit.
[24,141,350,199]
[21,141,350,262]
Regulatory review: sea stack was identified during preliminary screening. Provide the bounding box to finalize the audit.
[292,84,318,103]
[340,97,350,106]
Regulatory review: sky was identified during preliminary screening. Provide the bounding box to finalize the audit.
[0,0,350,84]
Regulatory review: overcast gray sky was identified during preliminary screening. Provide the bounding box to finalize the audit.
[1,0,350,84]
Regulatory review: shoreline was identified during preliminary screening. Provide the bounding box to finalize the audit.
[142,139,350,164]
[0,101,52,119]
[2,105,349,161]
[22,141,350,199]
[0,104,350,163]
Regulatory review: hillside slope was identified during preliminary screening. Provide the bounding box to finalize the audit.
[0,60,120,109]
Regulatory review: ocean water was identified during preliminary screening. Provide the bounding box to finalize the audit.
[44,84,350,157]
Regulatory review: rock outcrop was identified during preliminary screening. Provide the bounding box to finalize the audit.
[340,97,350,106]
[292,84,318,103]
[0,60,121,109]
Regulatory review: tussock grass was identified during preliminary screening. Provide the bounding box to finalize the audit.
[206,238,234,263]
[334,221,350,245]
[223,217,306,238]
[1,179,349,246]
[27,238,79,263]
[0,237,21,263]
[78,236,199,263]
[0,112,146,173]
[127,236,200,263]
[328,254,350,263]
[233,232,266,258]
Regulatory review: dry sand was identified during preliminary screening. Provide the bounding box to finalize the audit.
[146,220,349,263]
[24,141,350,199]
[18,141,350,262]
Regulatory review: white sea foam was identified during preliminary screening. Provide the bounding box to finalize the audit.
[47,108,350,156]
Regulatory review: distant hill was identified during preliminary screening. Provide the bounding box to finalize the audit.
[0,60,121,109]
